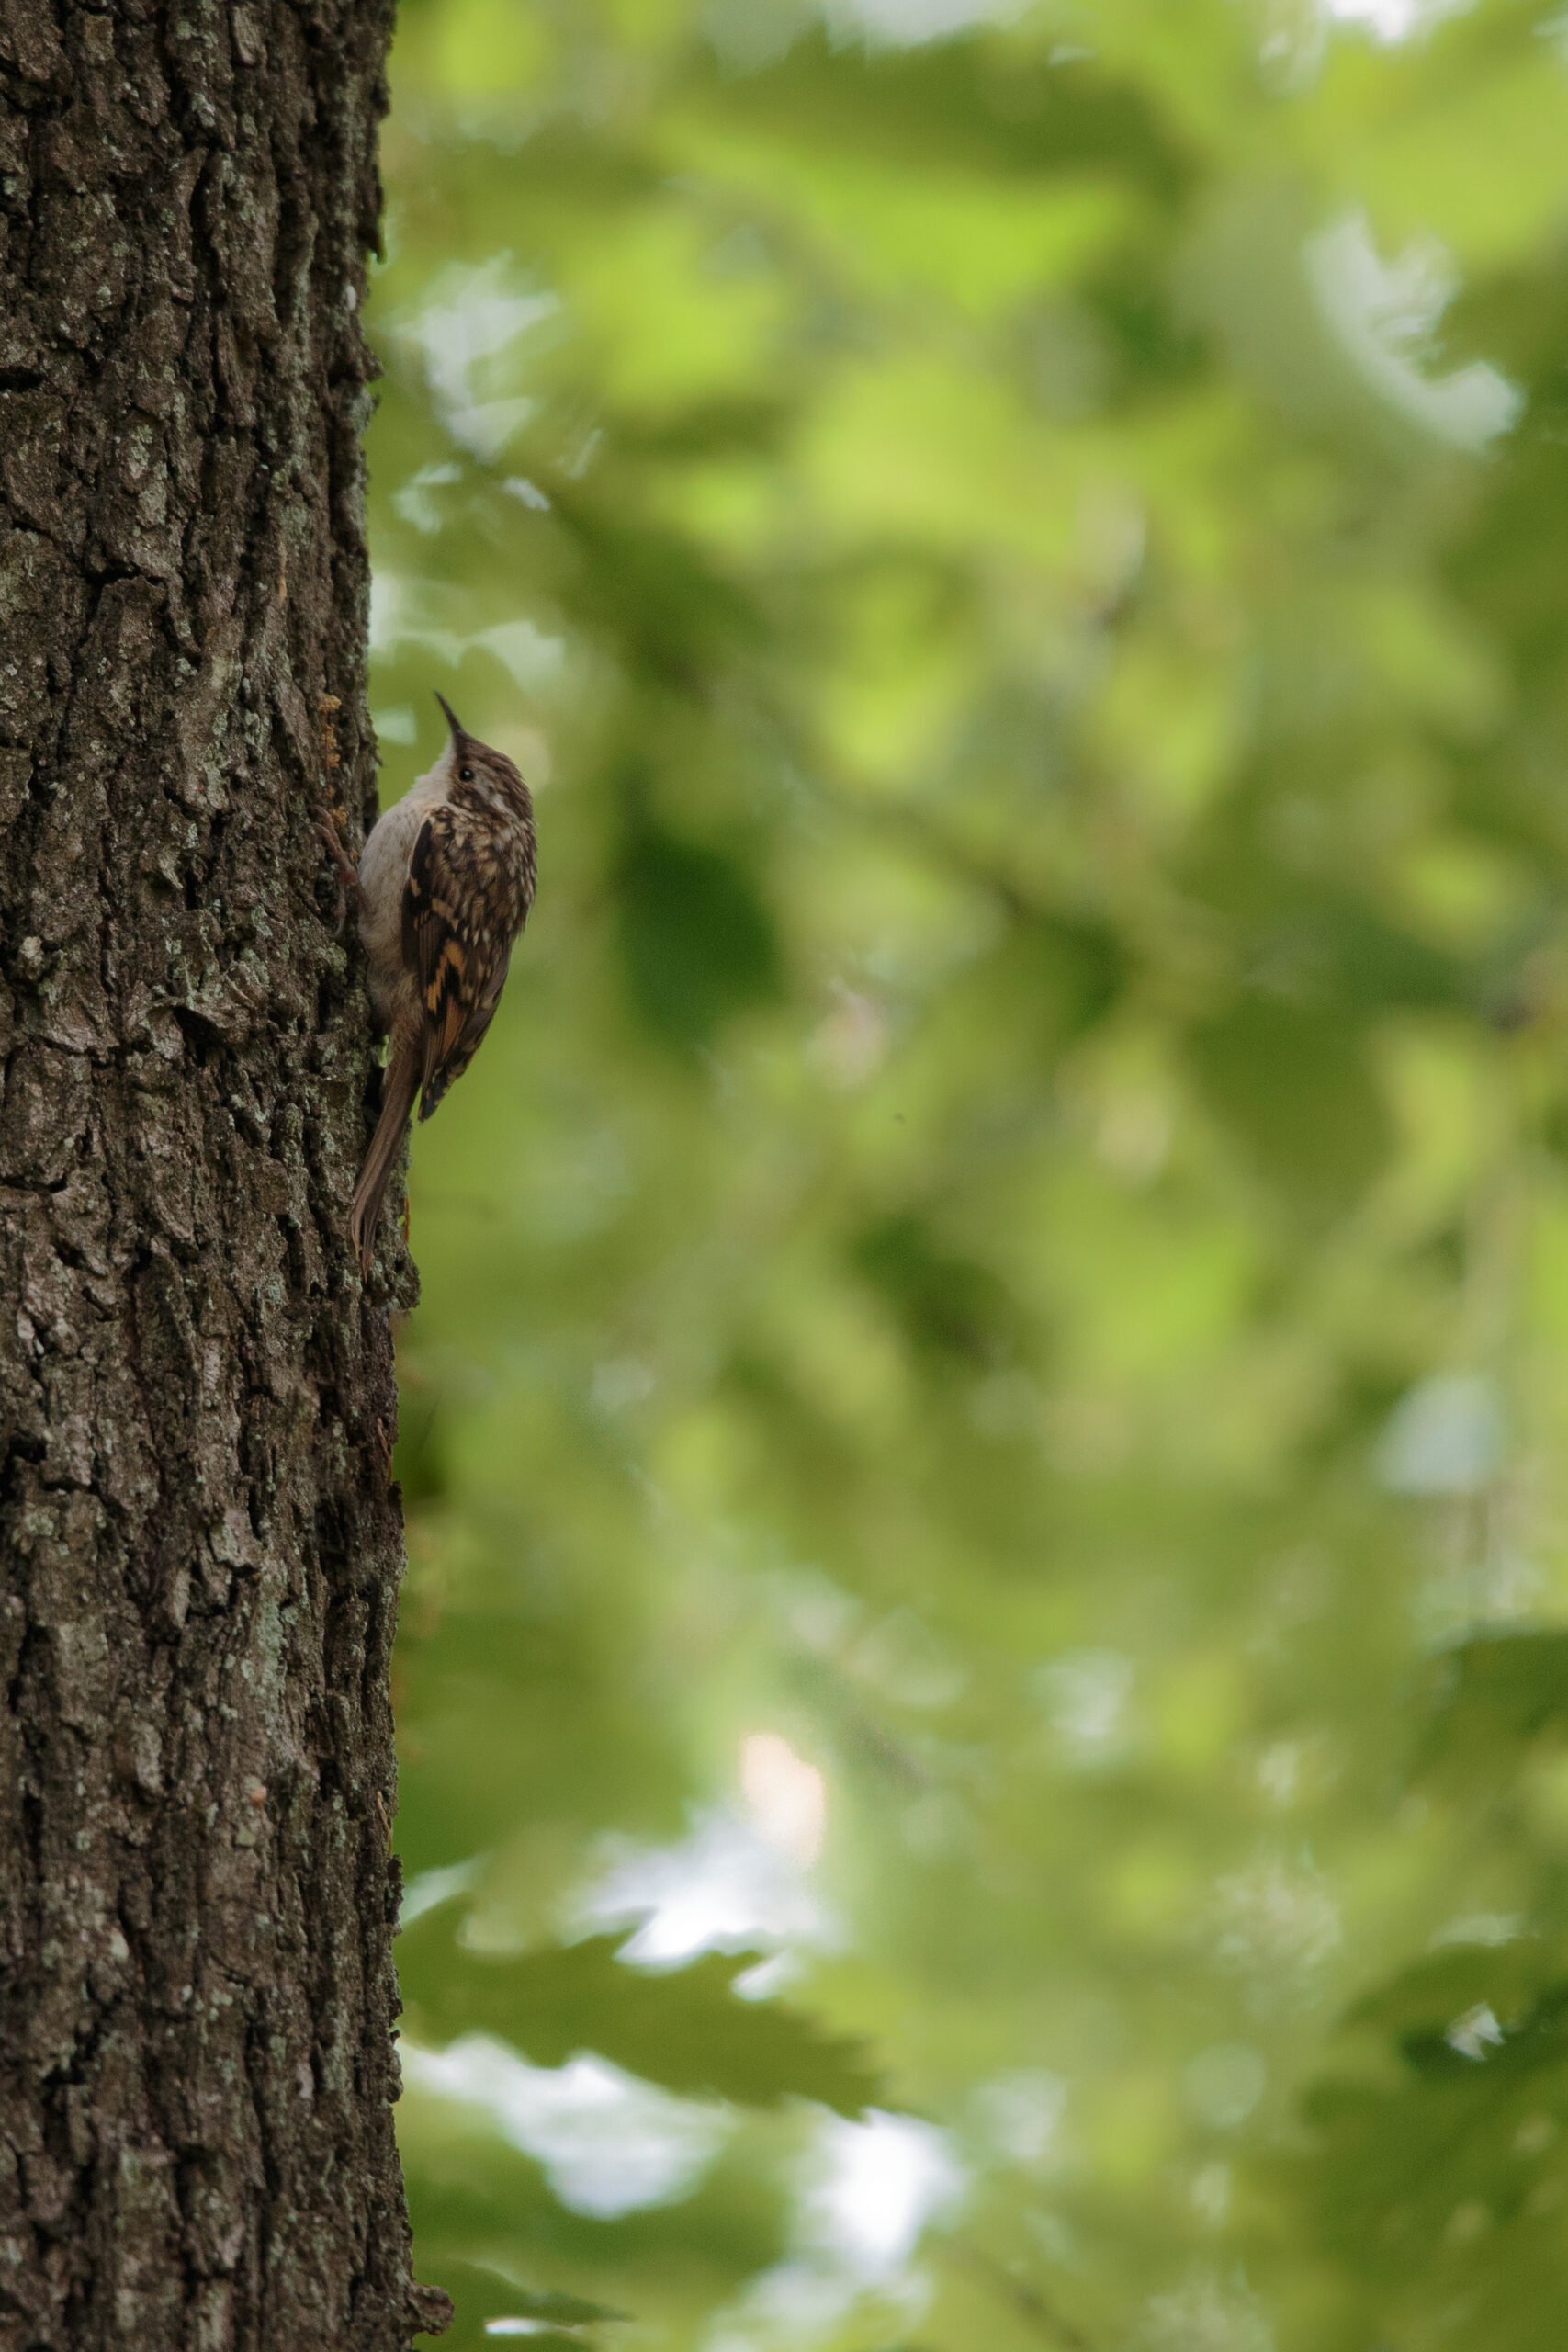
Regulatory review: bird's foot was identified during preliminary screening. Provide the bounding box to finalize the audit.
[315,803,361,939]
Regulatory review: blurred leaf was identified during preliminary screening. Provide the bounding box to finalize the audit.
[1416,1632,1568,1789]
[500,2290,629,2323]
[696,33,1196,201]
[399,1911,883,2115]
[1286,1941,1568,2335]
[852,1214,1020,1370]
[615,820,782,1046]
[1187,998,1392,1217]
[1346,1940,1568,2073]
[405,2256,630,2352]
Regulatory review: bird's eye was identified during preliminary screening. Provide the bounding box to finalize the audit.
[458,764,475,782]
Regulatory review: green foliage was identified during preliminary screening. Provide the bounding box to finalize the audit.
[400,1906,882,2114]
[413,2259,632,2350]
[370,2,1568,2346]
[615,815,783,1046]
[1415,1630,1568,1788]
[1288,1942,1568,2349]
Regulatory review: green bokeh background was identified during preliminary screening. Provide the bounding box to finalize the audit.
[367,6,1568,2346]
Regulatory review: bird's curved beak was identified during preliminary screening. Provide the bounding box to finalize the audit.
[434,690,465,737]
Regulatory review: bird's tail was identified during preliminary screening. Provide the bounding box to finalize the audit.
[350,1039,421,1276]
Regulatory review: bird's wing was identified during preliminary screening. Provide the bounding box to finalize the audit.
[401,805,513,1119]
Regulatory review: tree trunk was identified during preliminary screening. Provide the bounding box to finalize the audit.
[0,6,426,2346]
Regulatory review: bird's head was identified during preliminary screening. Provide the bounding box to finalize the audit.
[433,691,531,822]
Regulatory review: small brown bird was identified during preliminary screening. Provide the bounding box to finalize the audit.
[320,694,536,1273]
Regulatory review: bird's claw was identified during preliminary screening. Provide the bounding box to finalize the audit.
[315,803,360,939]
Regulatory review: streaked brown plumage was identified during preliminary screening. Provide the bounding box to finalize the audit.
[321,694,536,1272]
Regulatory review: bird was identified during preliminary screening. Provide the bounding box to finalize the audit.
[318,693,536,1274]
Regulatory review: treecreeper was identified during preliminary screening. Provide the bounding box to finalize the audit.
[321,694,537,1270]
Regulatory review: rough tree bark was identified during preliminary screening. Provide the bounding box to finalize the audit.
[0,6,432,2347]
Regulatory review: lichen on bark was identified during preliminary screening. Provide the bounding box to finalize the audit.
[0,5,425,2346]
